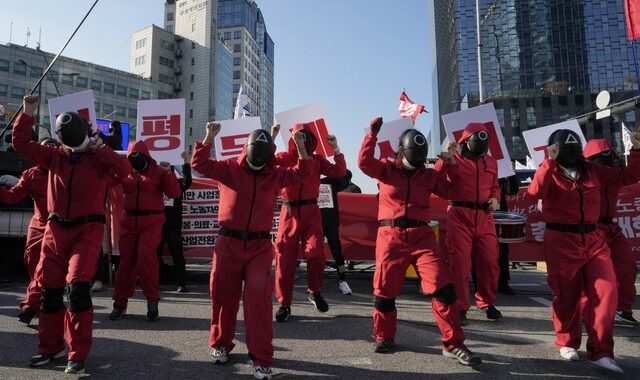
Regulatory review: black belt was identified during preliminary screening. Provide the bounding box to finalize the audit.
[284,199,317,207]
[125,210,164,216]
[48,214,106,229]
[450,201,489,211]
[546,223,597,233]
[218,227,271,241]
[379,219,429,229]
[598,216,614,225]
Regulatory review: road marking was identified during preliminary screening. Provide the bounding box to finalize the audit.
[530,297,552,307]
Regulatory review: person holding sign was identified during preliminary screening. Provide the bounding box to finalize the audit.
[583,139,638,325]
[109,141,181,321]
[270,123,346,321]
[528,129,640,374]
[13,95,129,374]
[192,122,310,380]
[434,122,502,325]
[359,117,481,366]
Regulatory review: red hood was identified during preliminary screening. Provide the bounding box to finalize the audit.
[288,123,311,154]
[457,122,491,143]
[583,139,614,159]
[126,140,157,165]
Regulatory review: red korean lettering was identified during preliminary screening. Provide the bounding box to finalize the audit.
[143,136,180,151]
[220,133,250,157]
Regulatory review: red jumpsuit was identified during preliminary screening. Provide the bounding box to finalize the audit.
[434,125,500,312]
[527,152,640,361]
[0,166,48,313]
[112,141,180,309]
[583,140,638,315]
[191,141,309,367]
[12,113,129,361]
[274,124,346,305]
[358,133,465,349]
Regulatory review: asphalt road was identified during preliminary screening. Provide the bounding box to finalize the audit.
[0,263,638,379]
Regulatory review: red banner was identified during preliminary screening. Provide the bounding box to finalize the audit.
[624,0,640,40]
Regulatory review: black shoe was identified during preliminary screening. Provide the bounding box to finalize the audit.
[374,337,395,353]
[176,285,187,293]
[18,307,37,325]
[481,305,503,320]
[109,304,125,320]
[443,344,482,366]
[29,350,66,367]
[616,310,639,325]
[275,305,291,322]
[459,311,468,326]
[64,360,85,374]
[498,286,516,295]
[308,292,329,313]
[147,300,159,321]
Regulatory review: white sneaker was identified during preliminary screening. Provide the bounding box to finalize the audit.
[210,346,228,365]
[91,281,103,292]
[589,357,624,374]
[254,366,272,379]
[338,281,352,295]
[559,347,579,361]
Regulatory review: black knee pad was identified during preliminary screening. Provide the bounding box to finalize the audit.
[41,287,65,314]
[433,284,457,305]
[67,282,93,313]
[374,296,396,313]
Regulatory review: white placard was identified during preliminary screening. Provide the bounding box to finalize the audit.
[318,184,334,208]
[213,117,263,161]
[48,90,98,134]
[275,102,335,157]
[137,99,185,165]
[622,122,632,155]
[522,119,586,167]
[442,103,514,178]
[361,118,413,161]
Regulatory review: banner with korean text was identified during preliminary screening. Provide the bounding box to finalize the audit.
[137,99,185,165]
[275,102,335,157]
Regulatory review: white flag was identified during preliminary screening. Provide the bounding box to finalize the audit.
[622,122,632,155]
[233,85,250,120]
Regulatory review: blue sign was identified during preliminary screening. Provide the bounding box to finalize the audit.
[96,119,129,150]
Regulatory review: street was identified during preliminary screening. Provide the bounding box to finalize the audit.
[0,264,638,379]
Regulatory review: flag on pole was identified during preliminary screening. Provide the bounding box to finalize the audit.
[399,91,426,124]
[622,122,633,155]
[233,85,251,119]
[624,0,640,40]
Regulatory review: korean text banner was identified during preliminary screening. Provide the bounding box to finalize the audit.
[275,102,334,157]
[137,99,185,165]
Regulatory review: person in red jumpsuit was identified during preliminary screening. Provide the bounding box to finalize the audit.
[270,123,346,321]
[192,122,309,380]
[528,129,640,374]
[359,117,481,366]
[434,123,502,325]
[583,139,638,325]
[0,137,59,324]
[109,141,181,321]
[13,95,129,374]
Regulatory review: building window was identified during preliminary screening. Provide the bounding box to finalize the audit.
[30,67,42,78]
[129,88,139,99]
[135,38,146,49]
[116,106,126,117]
[234,31,241,39]
[192,23,196,32]
[49,70,59,82]
[104,82,114,94]
[190,74,194,83]
[76,77,88,88]
[233,57,240,66]
[191,41,196,49]
[135,56,145,66]
[233,84,240,92]
[62,74,75,85]
[159,56,174,68]
[43,116,50,127]
[159,73,173,84]
[90,79,102,91]
[103,103,114,114]
[13,62,27,75]
[234,44,241,53]
[45,92,56,103]
[141,90,151,100]
[166,25,174,33]
[158,91,172,99]
[129,108,137,118]
[189,127,192,136]
[167,12,174,21]
[11,86,25,99]
[189,109,193,119]
[224,32,231,40]
[191,57,195,66]
[190,92,194,100]
[233,71,240,79]
[0,83,7,96]
[117,85,127,96]
[0,59,9,72]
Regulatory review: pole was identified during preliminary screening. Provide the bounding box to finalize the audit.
[0,0,100,139]
[632,41,640,96]
[476,0,484,103]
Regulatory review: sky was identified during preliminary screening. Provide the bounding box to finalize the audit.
[3,0,433,193]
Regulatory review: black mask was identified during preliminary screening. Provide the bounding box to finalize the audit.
[55,112,90,151]
[399,129,428,168]
[549,129,583,169]
[245,129,273,170]
[466,130,489,157]
[299,128,318,154]
[129,152,149,171]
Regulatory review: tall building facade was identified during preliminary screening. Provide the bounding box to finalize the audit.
[437,0,638,158]
[218,0,274,128]
[216,37,234,120]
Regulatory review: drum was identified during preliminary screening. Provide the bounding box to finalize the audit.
[492,212,527,243]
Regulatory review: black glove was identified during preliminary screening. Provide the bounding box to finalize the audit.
[370,117,383,136]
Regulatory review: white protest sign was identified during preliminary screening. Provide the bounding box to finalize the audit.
[522,119,586,167]
[48,90,98,134]
[442,103,514,178]
[213,117,263,161]
[318,184,334,208]
[361,118,413,161]
[275,102,335,157]
[137,99,185,165]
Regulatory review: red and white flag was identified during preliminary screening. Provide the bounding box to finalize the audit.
[624,0,640,40]
[398,91,426,124]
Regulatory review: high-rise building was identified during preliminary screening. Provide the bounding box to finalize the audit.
[218,0,274,128]
[436,0,638,158]
[216,37,234,120]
